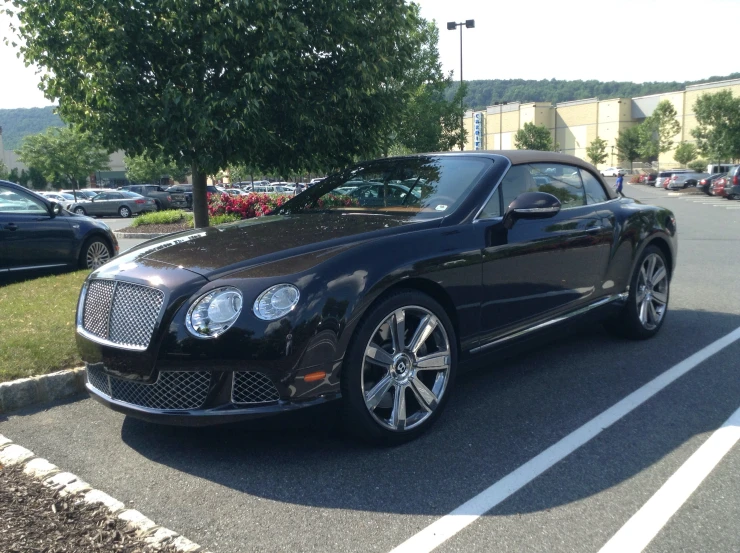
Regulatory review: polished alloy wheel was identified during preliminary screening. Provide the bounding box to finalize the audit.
[361,306,451,431]
[635,253,668,330]
[86,241,111,269]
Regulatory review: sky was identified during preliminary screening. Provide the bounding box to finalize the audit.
[1,0,739,109]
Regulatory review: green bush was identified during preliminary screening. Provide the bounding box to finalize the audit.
[130,209,192,227]
[210,214,241,225]
[688,159,707,172]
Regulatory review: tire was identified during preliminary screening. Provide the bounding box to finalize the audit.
[604,245,670,340]
[79,237,112,270]
[340,290,457,445]
[118,205,132,218]
[154,200,162,211]
[74,207,86,215]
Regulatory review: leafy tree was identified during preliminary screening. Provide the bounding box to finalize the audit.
[638,100,681,161]
[514,122,555,151]
[16,127,109,196]
[7,168,20,183]
[586,137,608,167]
[673,141,698,167]
[125,151,189,184]
[616,127,642,170]
[688,159,708,172]
[690,90,740,163]
[9,0,429,227]
[0,160,8,180]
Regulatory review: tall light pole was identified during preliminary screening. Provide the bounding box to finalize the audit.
[447,19,474,151]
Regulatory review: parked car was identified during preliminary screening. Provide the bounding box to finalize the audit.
[653,170,690,188]
[39,192,76,210]
[698,173,727,195]
[76,151,676,444]
[723,165,740,200]
[0,180,118,273]
[600,167,625,177]
[69,190,156,218]
[119,184,187,211]
[666,172,710,190]
[61,189,99,201]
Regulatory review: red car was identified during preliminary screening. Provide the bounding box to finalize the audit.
[710,176,728,197]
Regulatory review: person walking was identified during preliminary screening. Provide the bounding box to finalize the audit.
[615,172,625,198]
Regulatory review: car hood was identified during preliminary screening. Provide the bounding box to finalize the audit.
[119,212,438,280]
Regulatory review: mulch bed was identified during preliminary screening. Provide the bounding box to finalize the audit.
[0,463,178,553]
[119,223,191,234]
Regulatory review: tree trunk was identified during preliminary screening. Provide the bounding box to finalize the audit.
[191,164,209,228]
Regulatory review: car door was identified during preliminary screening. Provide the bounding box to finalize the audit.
[0,184,75,271]
[476,162,614,342]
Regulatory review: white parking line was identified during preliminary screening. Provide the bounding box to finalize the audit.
[388,326,740,553]
[598,405,740,553]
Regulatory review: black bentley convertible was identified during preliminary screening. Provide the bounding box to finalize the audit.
[76,151,677,444]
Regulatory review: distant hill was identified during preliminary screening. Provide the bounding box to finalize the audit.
[0,106,64,150]
[448,72,740,110]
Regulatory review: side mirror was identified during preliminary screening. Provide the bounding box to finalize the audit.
[503,192,561,229]
[49,201,63,217]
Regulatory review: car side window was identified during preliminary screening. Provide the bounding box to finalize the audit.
[109,193,124,200]
[580,169,609,204]
[526,163,586,209]
[0,186,47,214]
[95,193,110,200]
[479,186,502,218]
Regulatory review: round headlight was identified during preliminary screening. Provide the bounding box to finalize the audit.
[253,284,300,320]
[186,287,243,338]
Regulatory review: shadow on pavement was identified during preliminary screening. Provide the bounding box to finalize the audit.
[113,308,740,516]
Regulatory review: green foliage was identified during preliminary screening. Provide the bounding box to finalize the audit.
[586,137,608,166]
[210,214,241,226]
[130,209,192,227]
[0,106,64,150]
[8,168,20,183]
[0,160,8,180]
[9,0,429,228]
[16,126,109,187]
[125,150,189,184]
[688,159,708,172]
[673,141,698,167]
[514,122,555,151]
[638,100,681,160]
[445,73,740,110]
[616,127,642,168]
[690,90,740,162]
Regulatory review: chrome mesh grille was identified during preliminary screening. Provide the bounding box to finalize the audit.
[232,372,280,404]
[82,280,116,339]
[81,279,164,349]
[87,366,210,410]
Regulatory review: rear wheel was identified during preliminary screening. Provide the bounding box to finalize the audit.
[605,245,669,340]
[118,205,132,218]
[341,290,457,445]
[154,200,162,211]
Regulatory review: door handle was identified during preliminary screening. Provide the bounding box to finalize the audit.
[3,223,18,231]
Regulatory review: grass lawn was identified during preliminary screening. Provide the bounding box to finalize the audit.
[0,270,89,383]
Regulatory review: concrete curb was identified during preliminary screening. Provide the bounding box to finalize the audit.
[0,368,87,414]
[0,434,212,553]
[115,231,169,239]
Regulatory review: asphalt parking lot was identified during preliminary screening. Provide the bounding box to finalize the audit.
[3,182,740,553]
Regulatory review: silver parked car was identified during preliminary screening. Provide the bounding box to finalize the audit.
[69,190,156,218]
[666,172,710,190]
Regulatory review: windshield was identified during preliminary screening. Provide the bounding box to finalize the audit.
[278,156,490,220]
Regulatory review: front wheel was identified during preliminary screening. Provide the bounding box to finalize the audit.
[118,205,132,218]
[605,245,670,340]
[341,290,457,445]
[80,237,112,269]
[74,207,86,215]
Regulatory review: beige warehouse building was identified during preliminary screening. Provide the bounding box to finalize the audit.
[463,77,740,171]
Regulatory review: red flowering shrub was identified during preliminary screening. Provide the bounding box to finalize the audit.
[207,192,290,219]
[207,192,360,220]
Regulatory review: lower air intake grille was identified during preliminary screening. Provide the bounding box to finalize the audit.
[232,372,280,404]
[87,366,210,410]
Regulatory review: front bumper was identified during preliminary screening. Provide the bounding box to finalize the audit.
[85,364,341,426]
